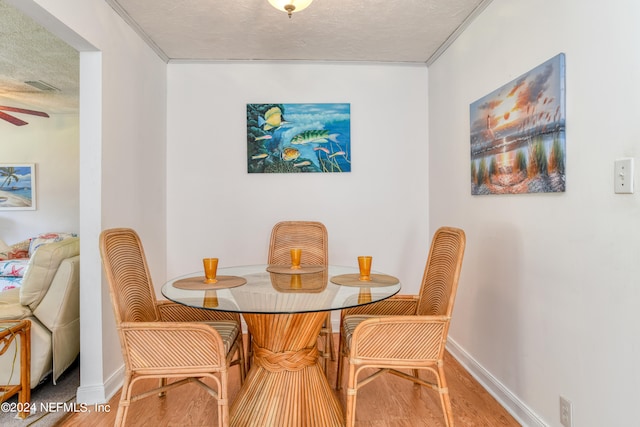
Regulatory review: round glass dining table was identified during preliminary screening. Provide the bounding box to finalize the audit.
[162,264,401,427]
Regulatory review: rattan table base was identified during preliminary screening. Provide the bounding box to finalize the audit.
[232,312,344,426]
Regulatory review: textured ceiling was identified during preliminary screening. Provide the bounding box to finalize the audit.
[0,0,493,115]
[108,0,490,63]
[0,0,78,114]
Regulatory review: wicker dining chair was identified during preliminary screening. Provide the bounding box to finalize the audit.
[250,221,334,373]
[99,228,246,427]
[336,226,466,427]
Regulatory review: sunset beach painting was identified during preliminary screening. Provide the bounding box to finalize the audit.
[470,53,566,195]
[0,164,36,210]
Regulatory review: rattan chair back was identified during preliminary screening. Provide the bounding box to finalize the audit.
[100,227,159,324]
[265,221,333,373]
[415,226,466,317]
[268,221,328,266]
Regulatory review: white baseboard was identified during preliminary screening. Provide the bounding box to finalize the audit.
[446,338,547,427]
[76,364,124,405]
[75,383,106,405]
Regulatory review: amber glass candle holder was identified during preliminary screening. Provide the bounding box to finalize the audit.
[290,248,302,270]
[358,256,372,281]
[203,258,219,284]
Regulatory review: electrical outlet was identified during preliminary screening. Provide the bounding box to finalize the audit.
[560,396,572,427]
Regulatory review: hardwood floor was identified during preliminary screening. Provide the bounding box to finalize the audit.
[60,335,520,426]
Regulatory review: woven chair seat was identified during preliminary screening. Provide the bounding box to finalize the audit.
[341,314,375,348]
[205,320,241,355]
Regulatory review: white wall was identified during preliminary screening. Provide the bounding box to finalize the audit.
[12,0,168,404]
[166,62,430,305]
[18,1,638,424]
[0,113,79,243]
[429,0,640,426]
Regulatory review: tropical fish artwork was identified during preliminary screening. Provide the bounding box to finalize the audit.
[247,103,351,174]
[290,130,339,145]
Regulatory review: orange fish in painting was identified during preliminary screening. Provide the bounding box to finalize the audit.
[281,147,300,161]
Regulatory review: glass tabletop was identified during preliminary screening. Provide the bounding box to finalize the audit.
[161,264,402,314]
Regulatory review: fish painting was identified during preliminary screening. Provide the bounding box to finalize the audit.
[281,147,300,161]
[247,103,351,174]
[290,130,339,145]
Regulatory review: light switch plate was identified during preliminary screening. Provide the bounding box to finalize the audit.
[614,158,634,194]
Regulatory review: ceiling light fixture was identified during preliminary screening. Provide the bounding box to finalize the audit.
[268,0,313,18]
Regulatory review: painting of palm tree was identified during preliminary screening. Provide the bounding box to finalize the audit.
[0,167,19,188]
[0,164,36,210]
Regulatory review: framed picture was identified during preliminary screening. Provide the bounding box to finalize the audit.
[470,53,566,195]
[247,103,351,173]
[0,164,36,210]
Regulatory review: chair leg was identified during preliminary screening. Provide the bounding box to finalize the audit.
[218,371,229,427]
[335,331,345,390]
[437,363,454,427]
[115,374,132,427]
[320,339,329,374]
[246,330,253,371]
[325,313,336,361]
[319,314,333,375]
[345,363,358,427]
[158,378,167,397]
[236,339,247,383]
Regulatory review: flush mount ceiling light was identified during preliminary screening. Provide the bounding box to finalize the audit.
[268,0,314,18]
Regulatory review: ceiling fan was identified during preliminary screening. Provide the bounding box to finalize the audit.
[0,105,49,126]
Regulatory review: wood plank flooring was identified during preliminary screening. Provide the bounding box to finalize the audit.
[60,335,520,426]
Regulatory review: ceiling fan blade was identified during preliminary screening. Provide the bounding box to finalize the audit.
[0,111,28,126]
[0,105,49,118]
